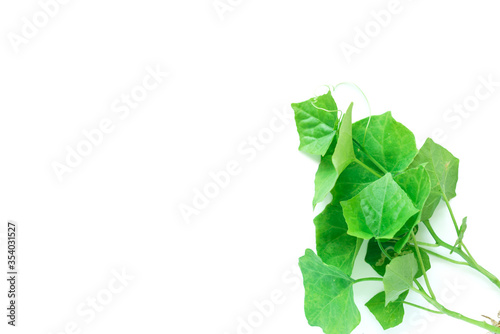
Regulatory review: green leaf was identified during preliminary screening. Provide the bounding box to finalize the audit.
[365,238,430,278]
[392,166,431,252]
[332,103,356,176]
[451,217,468,254]
[365,291,409,330]
[394,166,431,210]
[409,138,460,221]
[313,137,339,208]
[331,162,380,203]
[383,254,418,305]
[299,249,360,334]
[314,202,363,275]
[352,112,418,173]
[292,91,338,155]
[341,174,419,240]
[312,103,356,208]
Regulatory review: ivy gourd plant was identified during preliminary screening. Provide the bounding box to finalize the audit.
[292,90,500,334]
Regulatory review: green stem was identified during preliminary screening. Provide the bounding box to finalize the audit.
[353,277,383,284]
[403,301,443,314]
[423,220,500,290]
[414,279,426,293]
[442,194,460,235]
[410,287,500,333]
[352,139,389,174]
[417,241,440,248]
[391,237,438,248]
[422,220,444,245]
[418,247,468,266]
[354,158,383,178]
[461,242,474,261]
[376,239,392,260]
[411,231,436,299]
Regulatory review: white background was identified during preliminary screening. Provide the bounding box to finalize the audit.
[1,1,500,334]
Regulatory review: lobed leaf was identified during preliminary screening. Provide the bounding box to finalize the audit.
[292,91,339,156]
[341,174,419,240]
[314,201,363,275]
[330,162,379,203]
[392,166,431,252]
[394,165,432,210]
[352,112,418,174]
[365,291,409,330]
[409,138,459,221]
[383,254,418,305]
[299,249,360,334]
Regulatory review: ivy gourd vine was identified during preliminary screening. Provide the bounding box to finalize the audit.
[292,90,500,334]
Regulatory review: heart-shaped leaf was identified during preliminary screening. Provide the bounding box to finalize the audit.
[352,112,418,173]
[341,174,419,240]
[292,91,338,156]
[409,138,459,221]
[314,202,363,275]
[392,165,432,252]
[299,249,360,334]
[366,291,409,330]
[383,254,418,305]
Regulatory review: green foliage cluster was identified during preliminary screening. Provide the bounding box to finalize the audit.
[292,91,500,334]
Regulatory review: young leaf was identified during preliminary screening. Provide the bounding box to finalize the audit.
[313,137,339,208]
[299,249,361,334]
[292,91,338,155]
[365,238,430,278]
[383,254,418,305]
[352,112,418,173]
[341,174,419,240]
[365,291,409,330]
[331,103,355,177]
[409,138,459,221]
[314,202,363,275]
